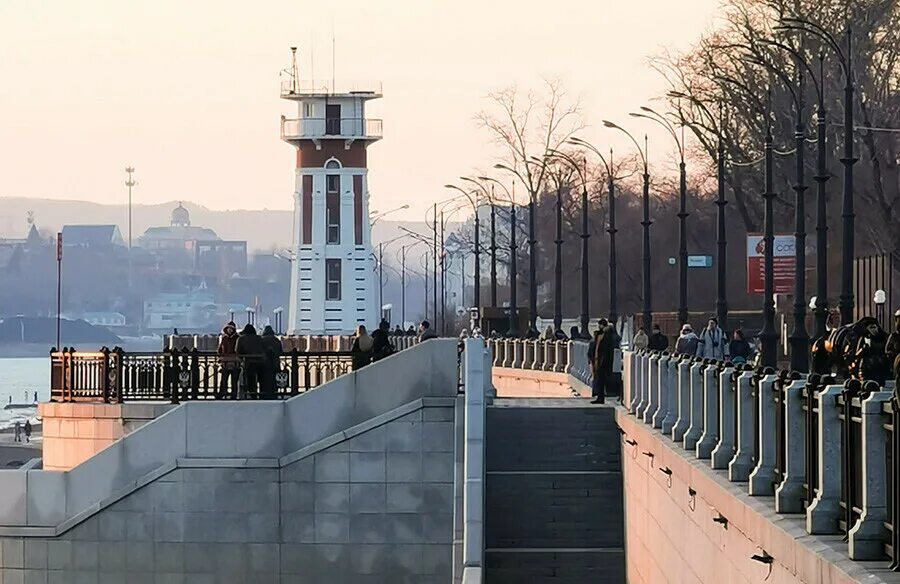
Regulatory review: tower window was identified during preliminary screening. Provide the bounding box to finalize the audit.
[326,175,340,244]
[326,259,342,300]
[303,102,316,118]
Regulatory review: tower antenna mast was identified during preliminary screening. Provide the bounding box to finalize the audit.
[289,47,299,94]
[125,166,136,289]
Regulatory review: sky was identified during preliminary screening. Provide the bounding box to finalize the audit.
[0,0,721,222]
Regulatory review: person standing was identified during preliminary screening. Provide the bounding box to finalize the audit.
[418,320,438,341]
[24,420,32,443]
[372,327,395,362]
[351,325,375,370]
[632,327,649,350]
[675,324,700,356]
[217,321,240,398]
[260,325,283,398]
[13,421,21,443]
[587,319,615,404]
[696,317,726,361]
[647,324,669,351]
[886,310,900,382]
[235,324,264,398]
[728,329,753,365]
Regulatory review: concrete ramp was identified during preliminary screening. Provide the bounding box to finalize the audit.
[483,399,625,583]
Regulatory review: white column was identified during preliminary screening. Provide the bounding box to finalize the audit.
[728,371,756,482]
[643,353,660,425]
[633,353,647,418]
[463,338,486,569]
[696,363,720,459]
[683,361,705,450]
[775,375,808,513]
[671,358,691,442]
[807,384,845,534]
[749,373,779,495]
[659,357,678,434]
[848,390,892,559]
[711,366,735,470]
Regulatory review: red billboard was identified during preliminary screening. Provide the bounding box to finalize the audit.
[746,234,795,294]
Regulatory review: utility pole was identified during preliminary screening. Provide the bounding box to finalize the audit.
[56,232,63,350]
[125,167,136,289]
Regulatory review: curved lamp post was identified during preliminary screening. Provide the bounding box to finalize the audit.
[569,137,618,326]
[461,177,497,309]
[443,184,481,313]
[631,107,688,326]
[479,176,519,336]
[604,120,652,333]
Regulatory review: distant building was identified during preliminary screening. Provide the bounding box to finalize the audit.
[138,203,219,250]
[143,292,218,332]
[61,225,125,248]
[80,311,127,330]
[189,240,247,279]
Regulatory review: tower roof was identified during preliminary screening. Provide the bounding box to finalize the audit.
[171,203,191,227]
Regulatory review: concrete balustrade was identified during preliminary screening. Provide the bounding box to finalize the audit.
[643,353,660,425]
[671,357,691,442]
[652,354,672,431]
[696,363,720,459]
[847,390,892,560]
[524,341,536,370]
[659,356,678,434]
[775,375,807,513]
[683,360,705,450]
[502,340,513,368]
[728,370,756,482]
[807,384,845,534]
[634,352,649,419]
[710,366,735,470]
[749,373,779,496]
[554,341,566,373]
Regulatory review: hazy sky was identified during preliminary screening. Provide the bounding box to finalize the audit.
[0,0,720,222]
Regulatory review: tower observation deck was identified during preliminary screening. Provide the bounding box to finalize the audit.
[281,47,382,335]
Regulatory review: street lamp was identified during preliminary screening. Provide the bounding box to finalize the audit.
[631,106,689,326]
[603,120,652,333]
[461,177,497,309]
[443,184,481,314]
[494,162,539,337]
[569,138,617,327]
[273,306,284,334]
[667,91,729,333]
[875,290,887,329]
[370,204,410,226]
[479,176,519,336]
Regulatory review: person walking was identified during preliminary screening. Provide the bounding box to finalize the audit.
[675,324,700,356]
[24,420,32,443]
[235,324,264,398]
[696,317,726,361]
[632,327,649,350]
[350,325,374,371]
[418,320,438,341]
[13,421,21,443]
[648,324,669,352]
[260,325,283,398]
[372,326,395,362]
[729,329,753,365]
[217,321,240,398]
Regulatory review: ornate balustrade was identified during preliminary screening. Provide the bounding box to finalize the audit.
[486,339,570,374]
[624,348,899,565]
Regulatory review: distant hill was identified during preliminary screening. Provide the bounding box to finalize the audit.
[0,197,449,255]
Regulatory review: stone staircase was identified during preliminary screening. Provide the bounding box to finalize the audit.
[483,399,625,583]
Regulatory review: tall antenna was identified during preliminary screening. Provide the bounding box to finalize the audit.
[125,166,136,289]
[289,46,299,94]
[331,27,336,94]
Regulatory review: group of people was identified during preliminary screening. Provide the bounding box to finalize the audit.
[350,319,400,370]
[216,321,283,398]
[12,420,32,443]
[587,318,621,404]
[632,317,755,365]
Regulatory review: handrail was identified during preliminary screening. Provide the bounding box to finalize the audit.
[281,117,383,139]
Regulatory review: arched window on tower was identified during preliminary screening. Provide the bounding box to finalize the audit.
[324,159,342,170]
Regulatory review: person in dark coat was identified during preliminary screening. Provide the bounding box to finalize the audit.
[260,325,283,397]
[647,324,669,352]
[587,319,615,404]
[235,324,264,398]
[350,325,374,371]
[24,420,32,443]
[418,320,438,341]
[729,329,753,365]
[406,325,416,336]
[394,325,404,336]
[217,321,240,398]
[569,325,582,340]
[372,328,395,362]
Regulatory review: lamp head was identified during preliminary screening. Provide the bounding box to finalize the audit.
[602,120,619,129]
[640,106,654,113]
[667,91,687,99]
[874,290,886,305]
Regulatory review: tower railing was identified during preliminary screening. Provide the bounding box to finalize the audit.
[280,79,382,97]
[281,117,383,140]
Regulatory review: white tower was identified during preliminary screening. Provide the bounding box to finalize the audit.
[281,48,382,334]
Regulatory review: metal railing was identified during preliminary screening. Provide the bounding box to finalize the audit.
[281,117,383,140]
[280,79,382,97]
[51,348,353,404]
[623,348,898,566]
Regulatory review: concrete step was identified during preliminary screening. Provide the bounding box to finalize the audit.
[484,549,625,584]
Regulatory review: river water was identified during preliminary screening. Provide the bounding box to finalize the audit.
[0,358,49,430]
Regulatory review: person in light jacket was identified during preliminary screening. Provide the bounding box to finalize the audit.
[632,328,649,350]
[696,317,726,361]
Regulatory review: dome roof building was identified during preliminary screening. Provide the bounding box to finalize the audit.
[137,203,220,250]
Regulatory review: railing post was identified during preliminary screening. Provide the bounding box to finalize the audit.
[650,353,671,433]
[555,341,566,373]
[684,360,705,451]
[634,352,649,419]
[697,362,720,459]
[643,353,660,425]
[848,388,892,560]
[101,347,111,404]
[529,340,540,370]
[290,349,299,395]
[671,357,691,442]
[728,370,756,482]
[711,365,736,470]
[502,340,513,368]
[169,351,180,405]
[512,340,524,369]
[115,348,125,404]
[189,348,200,400]
[775,375,808,513]
[749,373,779,495]
[807,384,845,534]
